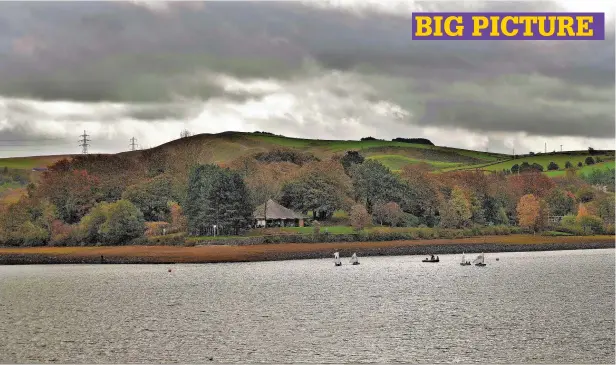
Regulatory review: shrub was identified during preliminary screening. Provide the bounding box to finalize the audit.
[578,162,583,167]
[565,161,573,169]
[585,157,595,165]
[576,215,604,234]
[547,162,559,171]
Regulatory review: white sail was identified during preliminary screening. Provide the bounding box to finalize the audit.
[334,252,341,265]
[350,253,358,264]
[461,253,466,263]
[472,253,484,264]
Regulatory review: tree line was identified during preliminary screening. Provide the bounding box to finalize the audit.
[0,148,614,247]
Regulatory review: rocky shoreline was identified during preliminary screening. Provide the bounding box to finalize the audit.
[0,237,614,265]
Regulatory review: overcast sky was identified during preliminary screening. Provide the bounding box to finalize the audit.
[0,0,614,157]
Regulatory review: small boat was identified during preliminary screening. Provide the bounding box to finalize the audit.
[334,252,342,267]
[349,252,360,265]
[473,253,487,267]
[422,255,439,263]
[460,252,471,266]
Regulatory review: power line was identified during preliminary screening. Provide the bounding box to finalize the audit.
[130,137,138,151]
[79,130,91,154]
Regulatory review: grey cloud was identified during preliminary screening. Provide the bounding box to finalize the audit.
[0,0,613,144]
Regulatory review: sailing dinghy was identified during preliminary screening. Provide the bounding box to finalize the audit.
[460,252,471,266]
[350,252,360,265]
[334,252,342,266]
[473,253,487,267]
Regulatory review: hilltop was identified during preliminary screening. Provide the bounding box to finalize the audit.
[0,131,613,173]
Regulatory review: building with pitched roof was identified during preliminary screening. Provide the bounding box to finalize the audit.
[253,199,308,228]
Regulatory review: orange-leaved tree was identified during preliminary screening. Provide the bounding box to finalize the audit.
[516,194,541,233]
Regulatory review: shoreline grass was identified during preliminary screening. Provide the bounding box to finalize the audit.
[1,234,613,265]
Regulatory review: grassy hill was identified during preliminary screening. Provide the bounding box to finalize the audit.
[123,131,511,169]
[0,132,613,204]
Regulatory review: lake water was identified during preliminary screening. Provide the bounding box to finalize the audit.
[1,249,614,364]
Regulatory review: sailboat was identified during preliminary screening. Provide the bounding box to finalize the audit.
[460,252,471,266]
[350,252,360,265]
[334,252,342,267]
[473,253,486,267]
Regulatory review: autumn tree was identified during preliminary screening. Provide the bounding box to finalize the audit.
[168,201,188,232]
[439,186,472,229]
[516,194,541,232]
[350,204,371,231]
[372,201,404,226]
[37,167,101,224]
[245,162,299,216]
[0,197,56,246]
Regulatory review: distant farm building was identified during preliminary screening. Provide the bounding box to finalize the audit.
[253,199,308,228]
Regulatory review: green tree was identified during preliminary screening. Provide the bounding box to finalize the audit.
[79,200,145,245]
[511,164,520,174]
[185,164,253,235]
[351,160,413,214]
[595,194,615,223]
[547,162,559,171]
[99,200,146,244]
[340,151,365,176]
[545,189,576,216]
[585,157,595,165]
[582,168,615,192]
[565,161,573,169]
[439,186,472,229]
[281,174,345,220]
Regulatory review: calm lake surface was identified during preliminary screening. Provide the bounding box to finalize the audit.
[1,249,614,364]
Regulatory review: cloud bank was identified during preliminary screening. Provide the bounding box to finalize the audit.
[0,0,614,157]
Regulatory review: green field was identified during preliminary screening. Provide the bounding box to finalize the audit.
[544,161,615,177]
[367,154,463,171]
[448,152,614,173]
[0,155,72,169]
[0,132,613,188]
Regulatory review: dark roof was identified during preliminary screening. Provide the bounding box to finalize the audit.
[253,199,307,220]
